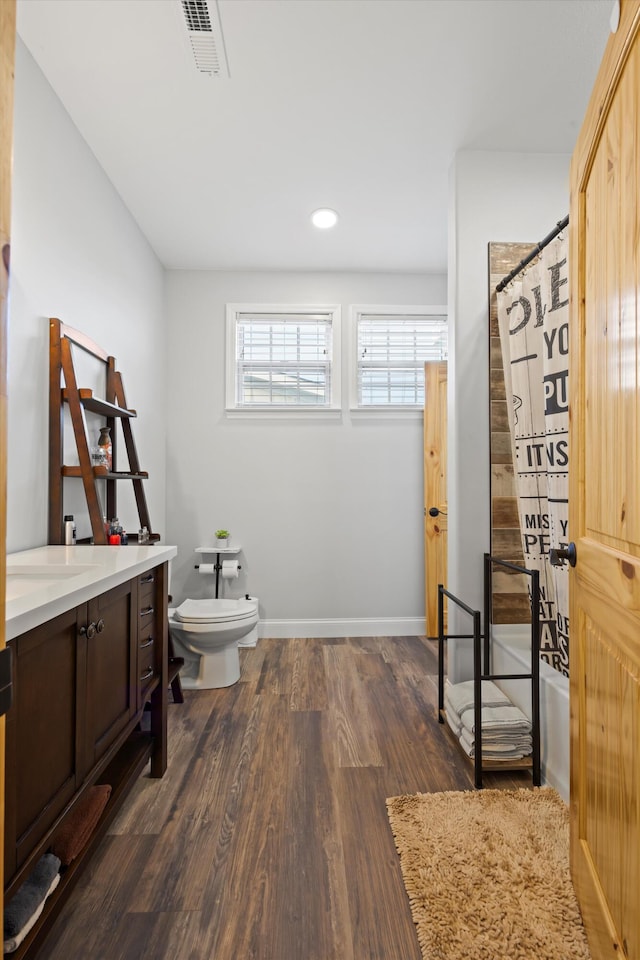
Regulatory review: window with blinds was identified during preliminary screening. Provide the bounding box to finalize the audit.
[226,305,341,410]
[352,307,447,407]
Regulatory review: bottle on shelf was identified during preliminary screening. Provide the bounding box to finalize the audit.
[97,426,112,471]
[109,518,123,538]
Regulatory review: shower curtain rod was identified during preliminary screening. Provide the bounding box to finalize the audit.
[495,214,569,292]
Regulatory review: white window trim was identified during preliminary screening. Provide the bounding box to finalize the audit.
[349,304,448,417]
[226,303,342,418]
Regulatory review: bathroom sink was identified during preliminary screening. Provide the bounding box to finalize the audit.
[6,564,99,601]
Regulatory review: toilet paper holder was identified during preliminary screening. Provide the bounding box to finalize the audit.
[194,556,242,598]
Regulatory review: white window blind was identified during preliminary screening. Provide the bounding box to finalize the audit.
[228,307,339,409]
[355,310,447,406]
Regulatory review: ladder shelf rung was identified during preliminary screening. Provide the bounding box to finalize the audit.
[62,466,149,479]
[62,388,136,418]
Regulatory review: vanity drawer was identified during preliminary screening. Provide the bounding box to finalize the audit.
[138,570,156,608]
[138,634,155,682]
[139,603,155,635]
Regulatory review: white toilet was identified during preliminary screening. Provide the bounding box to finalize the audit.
[169,597,259,689]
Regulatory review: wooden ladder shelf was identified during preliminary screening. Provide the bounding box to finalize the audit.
[48,317,156,545]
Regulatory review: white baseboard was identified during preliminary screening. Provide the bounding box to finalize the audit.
[259,617,425,639]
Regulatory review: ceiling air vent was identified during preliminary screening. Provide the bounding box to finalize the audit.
[180,0,229,77]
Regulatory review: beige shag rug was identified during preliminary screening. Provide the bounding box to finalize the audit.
[386,787,591,960]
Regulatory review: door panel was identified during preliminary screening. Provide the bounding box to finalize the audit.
[424,361,447,637]
[6,608,81,878]
[569,3,640,957]
[83,579,136,772]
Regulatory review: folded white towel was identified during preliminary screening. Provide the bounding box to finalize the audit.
[459,730,531,750]
[459,703,531,736]
[459,727,532,759]
[445,679,511,719]
[444,706,463,739]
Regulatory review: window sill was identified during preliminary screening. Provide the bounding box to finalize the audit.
[349,407,423,420]
[225,407,343,421]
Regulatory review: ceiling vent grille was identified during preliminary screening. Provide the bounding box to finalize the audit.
[180,0,229,77]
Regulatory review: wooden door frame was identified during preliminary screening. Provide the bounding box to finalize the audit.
[424,360,447,638]
[0,0,16,922]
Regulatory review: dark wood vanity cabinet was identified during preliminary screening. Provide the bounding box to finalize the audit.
[4,560,169,959]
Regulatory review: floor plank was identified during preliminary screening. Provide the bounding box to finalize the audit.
[337,766,423,960]
[35,636,537,960]
[324,644,384,768]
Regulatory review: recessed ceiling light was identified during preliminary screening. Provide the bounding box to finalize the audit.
[311,208,339,229]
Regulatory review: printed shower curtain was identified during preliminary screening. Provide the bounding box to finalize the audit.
[497,234,569,676]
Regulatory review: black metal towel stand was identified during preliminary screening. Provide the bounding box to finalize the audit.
[437,552,541,789]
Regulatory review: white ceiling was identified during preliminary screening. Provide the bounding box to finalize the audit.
[16,0,612,274]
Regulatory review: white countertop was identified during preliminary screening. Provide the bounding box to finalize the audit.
[6,544,178,640]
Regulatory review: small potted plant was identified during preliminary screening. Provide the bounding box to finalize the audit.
[215,529,231,547]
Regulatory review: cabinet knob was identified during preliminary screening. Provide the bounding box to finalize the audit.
[80,622,97,639]
[96,618,105,634]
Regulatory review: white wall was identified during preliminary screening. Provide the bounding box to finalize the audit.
[8,40,166,552]
[447,150,570,646]
[164,271,446,635]
[447,150,571,794]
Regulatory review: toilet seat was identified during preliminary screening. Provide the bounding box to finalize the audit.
[174,598,256,625]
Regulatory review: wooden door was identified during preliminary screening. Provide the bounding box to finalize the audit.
[569,3,640,957]
[0,0,16,921]
[424,361,447,637]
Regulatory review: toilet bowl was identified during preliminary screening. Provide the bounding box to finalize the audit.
[169,597,259,689]
[238,596,259,648]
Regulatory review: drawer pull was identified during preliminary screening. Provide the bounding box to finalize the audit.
[140,574,155,584]
[139,667,154,682]
[140,637,154,649]
[140,606,154,617]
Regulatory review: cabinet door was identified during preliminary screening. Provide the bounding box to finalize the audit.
[82,579,136,774]
[5,606,84,879]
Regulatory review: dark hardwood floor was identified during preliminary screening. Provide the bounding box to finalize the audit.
[37,636,531,960]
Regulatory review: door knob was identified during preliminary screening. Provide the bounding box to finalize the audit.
[428,507,447,517]
[549,542,577,568]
